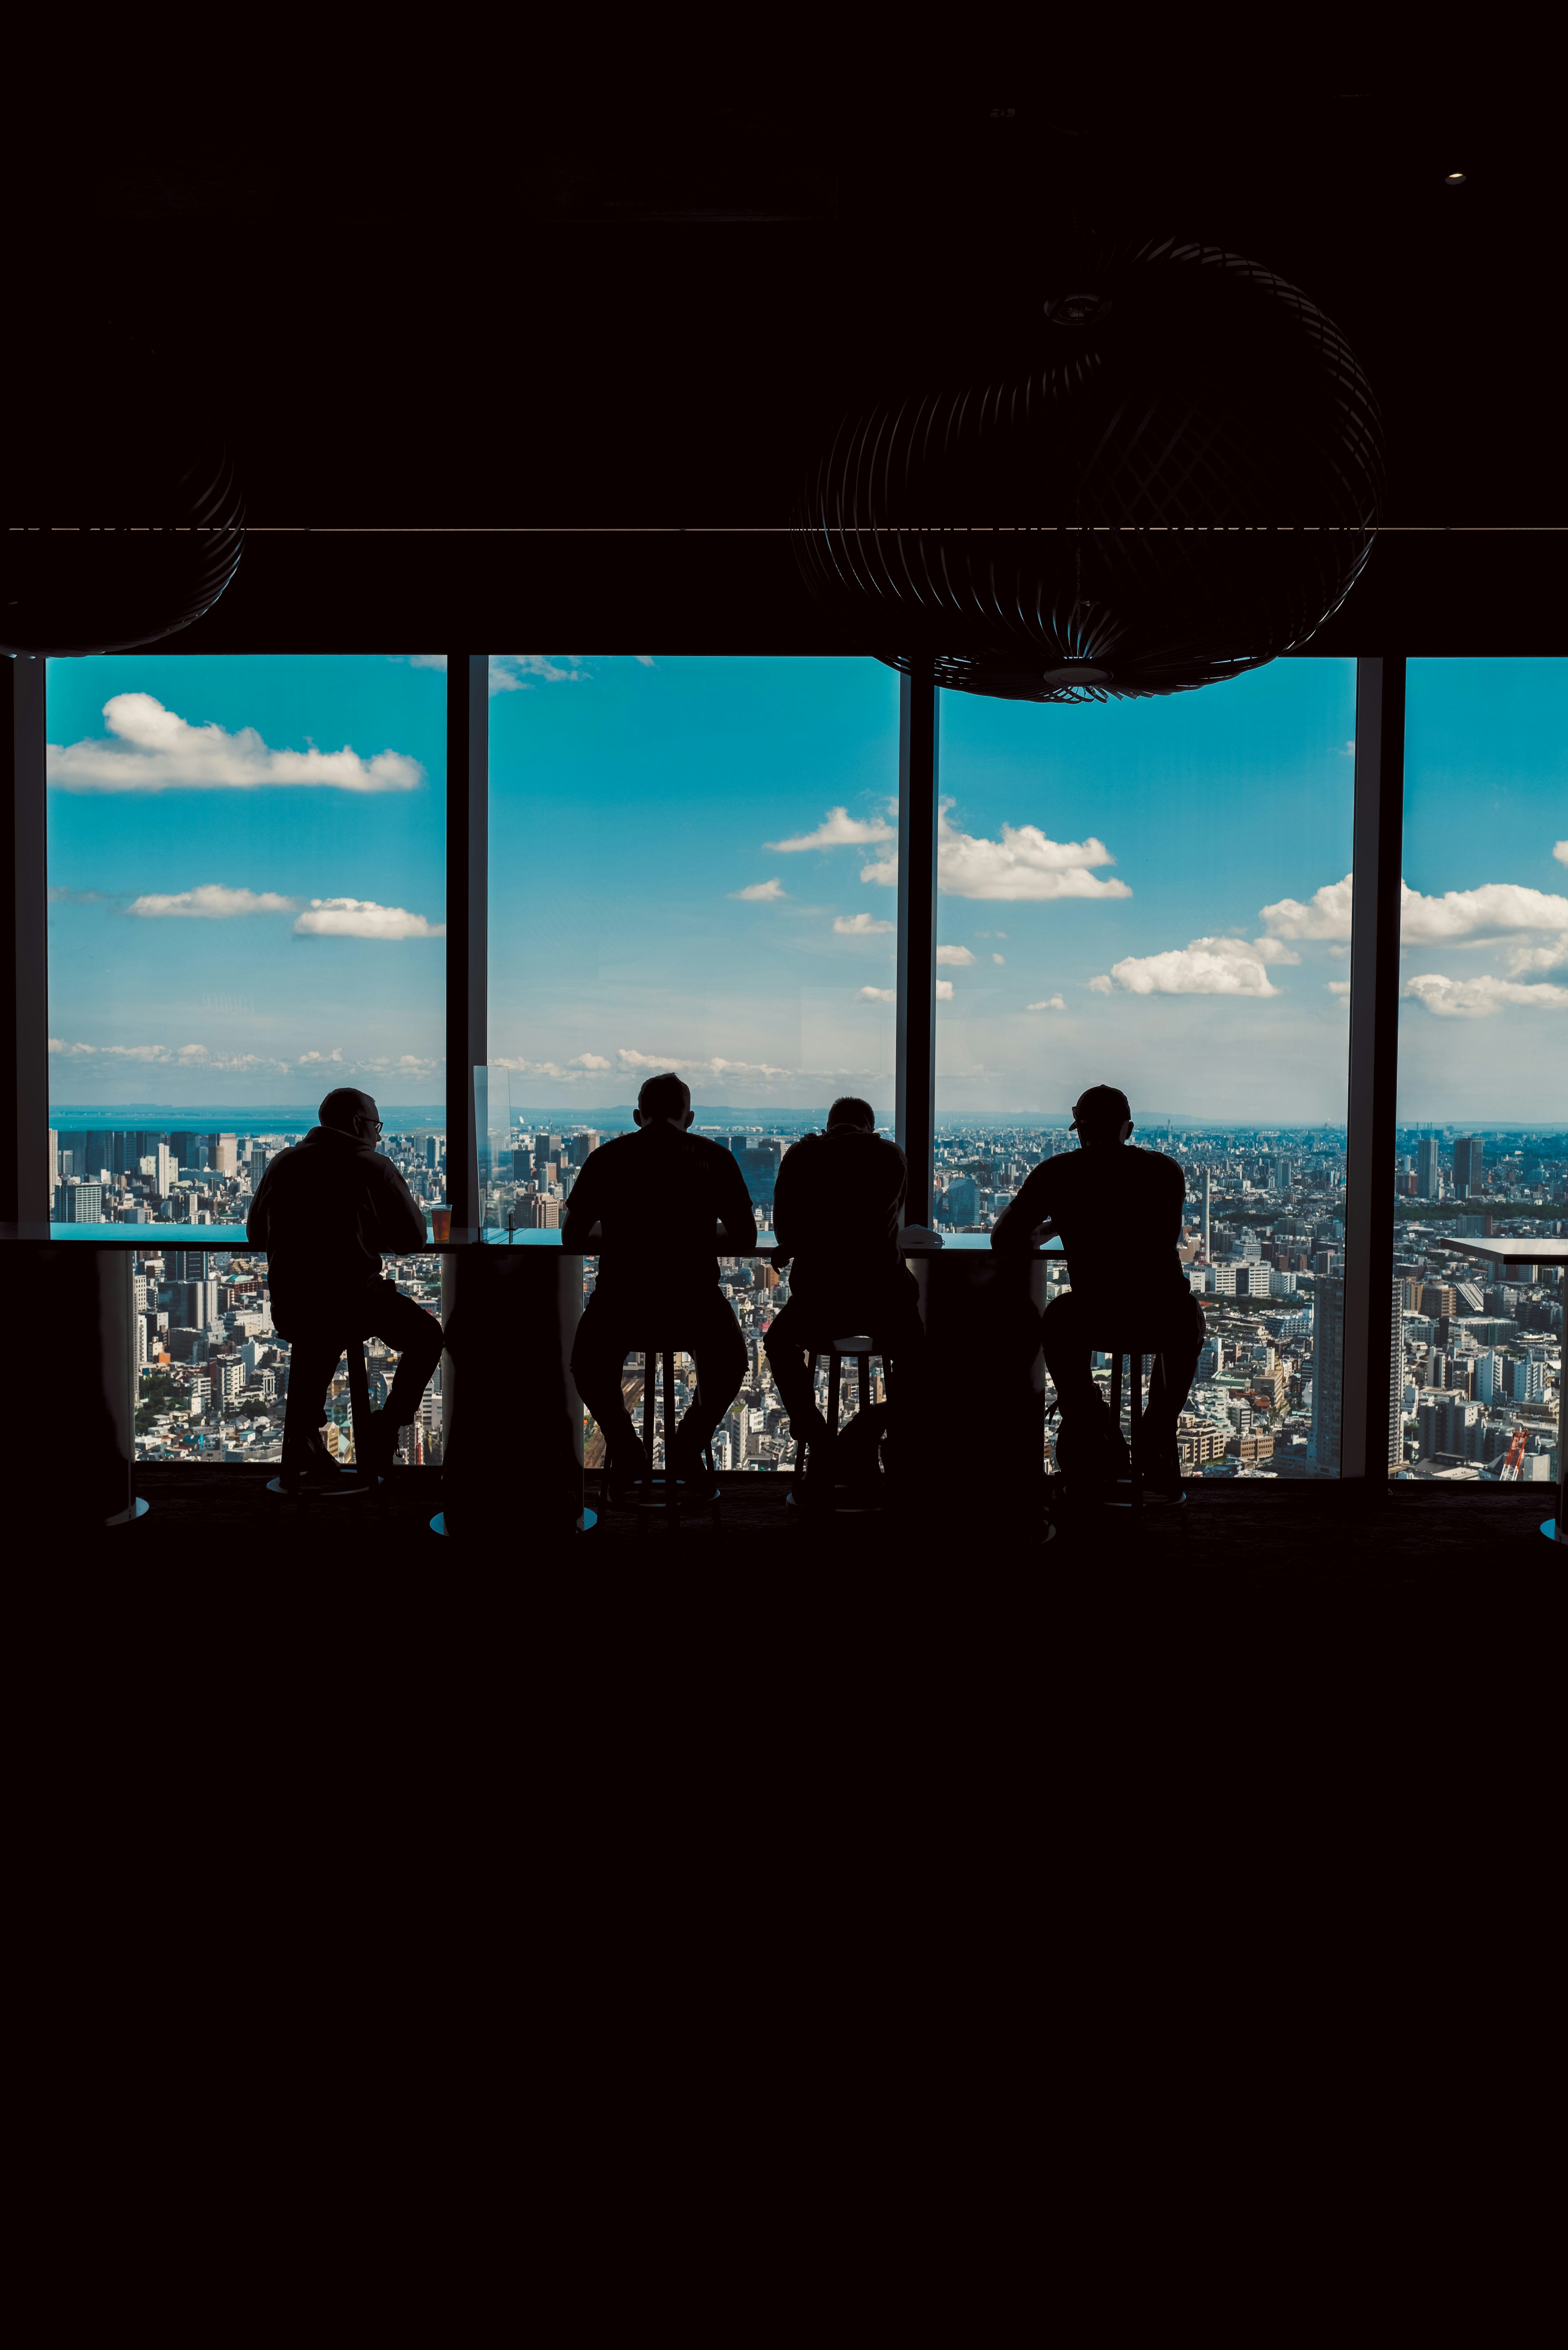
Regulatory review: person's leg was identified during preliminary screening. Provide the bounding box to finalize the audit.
[763,1297,831,1449]
[281,1325,350,1471]
[671,1289,748,1460]
[361,1280,446,1433]
[1038,1292,1103,1422]
[1140,1297,1206,1456]
[569,1296,642,1469]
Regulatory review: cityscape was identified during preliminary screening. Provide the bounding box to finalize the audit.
[49,1107,1565,1488]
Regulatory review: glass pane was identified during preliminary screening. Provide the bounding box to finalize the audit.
[47,653,448,1466]
[488,655,902,1469]
[1394,659,1567,1486]
[934,657,1358,1482]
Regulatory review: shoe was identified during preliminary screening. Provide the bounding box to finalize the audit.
[666,1422,717,1496]
[1055,1411,1114,1496]
[1134,1431,1183,1498]
[603,1425,650,1505]
[280,1432,366,1493]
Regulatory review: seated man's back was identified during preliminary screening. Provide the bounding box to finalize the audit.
[996,1142,1187,1320]
[249,1109,426,1331]
[563,1120,757,1304]
[773,1119,908,1313]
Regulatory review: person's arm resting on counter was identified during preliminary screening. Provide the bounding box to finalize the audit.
[990,1160,1056,1253]
[367,1153,429,1254]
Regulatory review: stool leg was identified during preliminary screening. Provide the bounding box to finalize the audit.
[643,1349,656,1480]
[664,1349,678,1523]
[1130,1356,1143,1511]
[347,1341,372,1480]
[1109,1350,1123,1454]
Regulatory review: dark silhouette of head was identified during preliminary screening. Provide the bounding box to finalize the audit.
[827,1096,875,1132]
[634,1072,693,1130]
[320,1087,381,1140]
[1071,1085,1134,1147]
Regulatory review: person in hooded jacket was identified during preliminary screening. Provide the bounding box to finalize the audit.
[764,1096,925,1484]
[247,1087,443,1488]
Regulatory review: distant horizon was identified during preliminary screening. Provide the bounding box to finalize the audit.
[48,1101,1567,1138]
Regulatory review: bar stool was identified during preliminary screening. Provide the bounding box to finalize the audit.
[629,1344,722,1536]
[267,1338,372,1498]
[1106,1342,1186,1513]
[787,1334,886,1515]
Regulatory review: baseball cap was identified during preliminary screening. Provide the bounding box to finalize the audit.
[1070,1085,1131,1131]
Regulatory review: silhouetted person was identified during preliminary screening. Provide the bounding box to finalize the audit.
[764,1097,925,1485]
[562,1073,755,1494]
[248,1087,443,1488]
[991,1084,1203,1493]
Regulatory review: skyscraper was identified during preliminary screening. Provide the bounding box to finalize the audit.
[1309,1275,1345,1474]
[1416,1137,1441,1199]
[1453,1135,1484,1196]
[1202,1167,1211,1260]
[1386,1273,1402,1471]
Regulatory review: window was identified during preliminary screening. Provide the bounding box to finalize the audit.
[47,653,448,1465]
[1393,659,1567,1482]
[487,653,902,1467]
[932,658,1359,1479]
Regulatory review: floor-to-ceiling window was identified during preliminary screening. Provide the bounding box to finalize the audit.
[46,653,448,1467]
[487,654,902,1469]
[1392,659,1567,1484]
[931,657,1359,1479]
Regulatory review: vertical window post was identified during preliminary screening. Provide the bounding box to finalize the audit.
[895,665,938,1226]
[2,658,48,1224]
[1342,655,1406,1486]
[445,656,488,1229]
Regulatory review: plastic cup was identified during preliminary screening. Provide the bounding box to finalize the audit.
[431,1206,452,1243]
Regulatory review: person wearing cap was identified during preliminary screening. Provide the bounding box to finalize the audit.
[247,1088,444,1488]
[990,1085,1204,1494]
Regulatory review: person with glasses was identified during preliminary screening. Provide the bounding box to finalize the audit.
[248,1086,443,1488]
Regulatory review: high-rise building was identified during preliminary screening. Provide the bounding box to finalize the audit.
[167,1249,213,1283]
[214,1136,238,1177]
[1202,1168,1211,1260]
[1416,1137,1441,1199]
[1309,1275,1345,1474]
[155,1143,176,1197]
[1453,1135,1485,1196]
[425,1135,440,1169]
[55,1180,105,1223]
[1385,1274,1402,1469]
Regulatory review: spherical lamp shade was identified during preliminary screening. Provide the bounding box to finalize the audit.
[2,386,244,656]
[795,239,1385,701]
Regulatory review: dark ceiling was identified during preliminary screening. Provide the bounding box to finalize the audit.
[8,62,1561,652]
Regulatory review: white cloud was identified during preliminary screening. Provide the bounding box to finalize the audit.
[834,912,895,936]
[297,1048,345,1066]
[1260,874,1355,939]
[1498,936,1568,976]
[976,931,1008,938]
[405,655,447,671]
[1027,997,1067,1012]
[634,656,656,667]
[1261,870,1568,946]
[47,887,109,904]
[615,1046,795,1080]
[49,695,425,794]
[1326,981,1352,998]
[992,953,1006,965]
[936,980,955,1001]
[936,813,1130,902]
[488,655,588,694]
[1093,936,1285,997]
[768,806,897,853]
[1554,841,1568,865]
[730,879,787,901]
[571,1052,611,1071]
[860,855,899,887]
[48,1037,290,1072]
[293,898,445,940]
[860,987,896,1004]
[936,944,976,966]
[128,884,298,919]
[1403,973,1568,1018]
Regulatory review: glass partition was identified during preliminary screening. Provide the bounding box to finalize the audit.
[488,655,902,1464]
[933,657,1359,1481]
[1392,659,1566,1485]
[47,653,449,1465]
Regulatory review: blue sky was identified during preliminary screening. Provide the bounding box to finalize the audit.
[47,655,448,1105]
[47,652,1566,1121]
